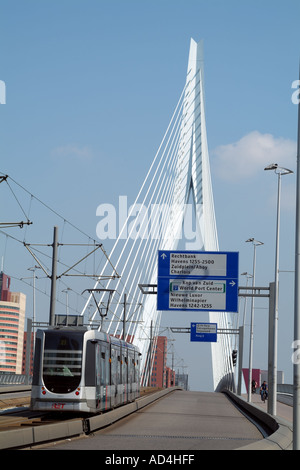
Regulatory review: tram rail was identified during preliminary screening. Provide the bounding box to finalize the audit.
[0,386,174,449]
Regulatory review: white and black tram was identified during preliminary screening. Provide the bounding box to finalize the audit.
[30,327,141,413]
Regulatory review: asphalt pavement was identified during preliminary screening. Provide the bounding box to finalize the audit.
[43,390,265,450]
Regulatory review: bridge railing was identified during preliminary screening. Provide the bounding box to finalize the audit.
[0,374,32,385]
[277,383,293,395]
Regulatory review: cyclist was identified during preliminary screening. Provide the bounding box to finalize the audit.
[260,381,268,401]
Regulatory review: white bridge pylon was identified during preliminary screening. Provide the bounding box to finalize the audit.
[81,38,235,391]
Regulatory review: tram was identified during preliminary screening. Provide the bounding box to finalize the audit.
[30,327,141,413]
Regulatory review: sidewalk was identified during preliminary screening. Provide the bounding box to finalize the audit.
[243,392,293,423]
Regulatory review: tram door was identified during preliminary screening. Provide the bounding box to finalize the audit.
[122,351,127,403]
[95,343,101,409]
[110,346,118,407]
[128,351,134,401]
[100,345,108,410]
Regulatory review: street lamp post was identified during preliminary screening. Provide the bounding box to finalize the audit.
[246,238,264,403]
[264,164,293,415]
[240,272,253,328]
[294,69,300,450]
[62,287,72,315]
[27,265,41,351]
[237,272,252,395]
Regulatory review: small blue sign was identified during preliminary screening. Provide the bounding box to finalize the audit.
[190,322,217,342]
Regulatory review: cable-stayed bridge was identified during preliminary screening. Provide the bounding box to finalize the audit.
[81,38,235,392]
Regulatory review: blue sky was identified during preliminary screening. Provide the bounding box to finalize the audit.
[0,0,300,390]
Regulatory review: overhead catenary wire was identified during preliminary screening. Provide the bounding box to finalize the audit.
[0,171,119,280]
[81,81,188,320]
[0,176,122,324]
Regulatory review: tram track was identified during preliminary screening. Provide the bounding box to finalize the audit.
[0,386,168,449]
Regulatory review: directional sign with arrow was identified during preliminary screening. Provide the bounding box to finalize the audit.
[157,250,239,313]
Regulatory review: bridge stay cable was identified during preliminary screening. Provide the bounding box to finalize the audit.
[81,39,235,391]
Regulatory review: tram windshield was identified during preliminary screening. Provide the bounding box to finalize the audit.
[43,330,84,393]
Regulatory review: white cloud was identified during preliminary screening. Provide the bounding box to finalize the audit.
[51,144,93,161]
[212,131,296,181]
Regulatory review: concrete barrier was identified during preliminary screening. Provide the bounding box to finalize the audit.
[33,419,84,445]
[0,427,35,450]
[224,390,293,450]
[0,418,84,450]
[87,401,138,433]
[86,386,181,433]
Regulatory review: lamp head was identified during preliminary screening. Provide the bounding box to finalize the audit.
[264,163,293,175]
[245,238,264,246]
[264,163,278,171]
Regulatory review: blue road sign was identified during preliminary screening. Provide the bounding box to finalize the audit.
[190,322,217,342]
[157,250,239,313]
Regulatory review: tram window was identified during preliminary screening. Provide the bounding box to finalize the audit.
[85,341,96,386]
[43,330,83,393]
[96,344,101,386]
[32,337,41,385]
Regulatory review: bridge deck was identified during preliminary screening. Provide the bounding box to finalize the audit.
[48,390,265,450]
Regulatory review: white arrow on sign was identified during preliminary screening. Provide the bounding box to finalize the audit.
[161,253,167,260]
[230,281,236,287]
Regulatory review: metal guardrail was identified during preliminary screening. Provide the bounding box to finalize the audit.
[277,384,293,395]
[0,374,32,385]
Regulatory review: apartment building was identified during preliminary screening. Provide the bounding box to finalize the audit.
[150,336,175,388]
[0,272,26,374]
